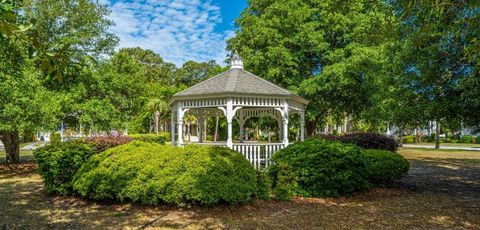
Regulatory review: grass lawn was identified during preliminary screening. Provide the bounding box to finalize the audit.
[405,142,480,148]
[1,149,479,229]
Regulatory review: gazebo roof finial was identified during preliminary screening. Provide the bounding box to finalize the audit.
[230,52,243,69]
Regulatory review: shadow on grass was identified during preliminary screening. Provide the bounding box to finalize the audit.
[400,158,480,200]
[0,163,225,229]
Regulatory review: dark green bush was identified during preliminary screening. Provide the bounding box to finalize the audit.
[477,136,480,144]
[460,135,474,143]
[423,134,436,142]
[33,142,95,195]
[50,132,61,144]
[362,149,409,184]
[317,133,398,151]
[269,139,369,200]
[73,142,265,206]
[128,133,168,144]
[340,133,399,152]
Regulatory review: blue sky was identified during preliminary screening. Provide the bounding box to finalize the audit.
[102,0,248,66]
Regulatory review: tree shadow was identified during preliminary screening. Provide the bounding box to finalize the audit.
[399,158,480,200]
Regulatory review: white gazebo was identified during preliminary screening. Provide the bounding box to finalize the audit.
[169,55,308,167]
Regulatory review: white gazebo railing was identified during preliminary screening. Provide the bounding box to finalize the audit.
[183,142,286,169]
[233,143,285,169]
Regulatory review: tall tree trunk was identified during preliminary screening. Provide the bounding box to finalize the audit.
[435,120,440,149]
[214,116,219,142]
[306,120,316,137]
[1,132,20,164]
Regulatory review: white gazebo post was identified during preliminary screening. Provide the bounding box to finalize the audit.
[198,113,204,143]
[170,110,175,145]
[300,110,305,141]
[177,105,188,146]
[277,116,283,142]
[282,101,289,146]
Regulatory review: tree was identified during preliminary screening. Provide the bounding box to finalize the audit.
[1,0,119,162]
[0,0,31,37]
[79,99,121,133]
[93,48,180,134]
[22,0,118,84]
[0,40,59,163]
[175,60,226,86]
[228,0,396,135]
[393,1,480,148]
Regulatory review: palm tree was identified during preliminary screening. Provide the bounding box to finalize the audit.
[146,98,168,134]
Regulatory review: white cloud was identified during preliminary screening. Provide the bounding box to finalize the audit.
[105,0,233,66]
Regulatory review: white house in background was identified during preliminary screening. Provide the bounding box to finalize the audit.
[168,54,308,168]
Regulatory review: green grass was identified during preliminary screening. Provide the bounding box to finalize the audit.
[405,142,480,148]
[0,150,34,163]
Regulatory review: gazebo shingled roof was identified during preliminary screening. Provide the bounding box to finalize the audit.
[170,68,307,105]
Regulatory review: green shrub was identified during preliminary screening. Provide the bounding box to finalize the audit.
[362,149,409,184]
[271,163,298,201]
[268,139,369,199]
[159,132,171,142]
[50,132,61,144]
[423,134,435,142]
[73,142,263,206]
[402,135,415,144]
[255,171,271,200]
[460,135,474,143]
[85,135,133,153]
[33,142,95,195]
[129,133,168,144]
[340,133,399,152]
[477,136,480,144]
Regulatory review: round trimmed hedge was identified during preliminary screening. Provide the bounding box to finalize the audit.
[269,138,370,198]
[34,141,95,195]
[72,142,266,205]
[268,138,410,200]
[362,149,409,183]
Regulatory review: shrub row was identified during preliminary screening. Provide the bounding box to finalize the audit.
[85,135,133,153]
[72,142,266,205]
[317,133,399,152]
[35,134,409,205]
[129,133,169,144]
[403,135,416,143]
[35,133,170,197]
[35,140,266,206]
[404,134,478,144]
[268,138,409,200]
[35,135,137,195]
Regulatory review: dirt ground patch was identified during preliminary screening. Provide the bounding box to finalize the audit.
[1,149,479,229]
